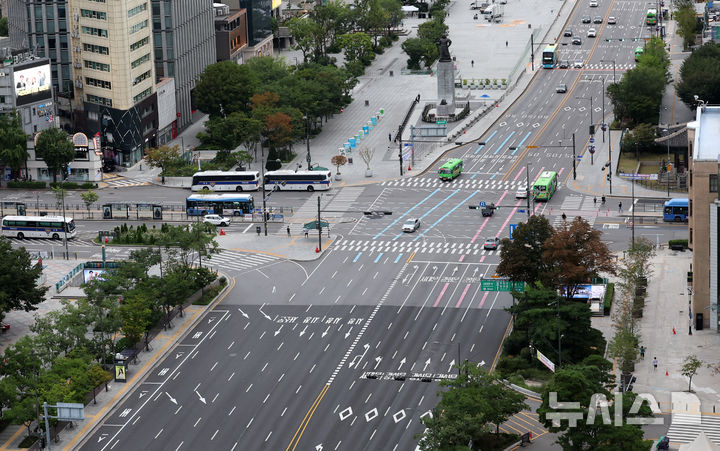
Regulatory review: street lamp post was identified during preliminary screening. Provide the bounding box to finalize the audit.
[304,116,312,170]
[664,128,671,196]
[559,334,564,369]
[576,96,594,164]
[601,59,616,84]
[525,164,531,220]
[60,174,69,260]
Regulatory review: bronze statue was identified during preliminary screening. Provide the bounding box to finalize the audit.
[438,35,452,62]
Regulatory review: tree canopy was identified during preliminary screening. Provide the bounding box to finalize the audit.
[677,43,720,108]
[0,112,28,178]
[497,215,555,286]
[34,127,74,183]
[0,238,48,321]
[193,61,258,118]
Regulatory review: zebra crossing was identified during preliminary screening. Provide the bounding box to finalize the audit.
[381,178,526,190]
[102,175,153,188]
[335,239,499,258]
[7,237,96,247]
[552,195,598,228]
[581,63,634,71]
[205,249,282,273]
[666,414,720,445]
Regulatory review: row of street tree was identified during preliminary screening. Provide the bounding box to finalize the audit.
[417,216,657,448]
[0,225,221,443]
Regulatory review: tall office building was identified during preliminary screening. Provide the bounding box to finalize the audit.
[151,0,215,132]
[68,0,157,166]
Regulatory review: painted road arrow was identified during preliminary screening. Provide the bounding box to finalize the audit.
[238,308,249,319]
[165,392,177,405]
[195,390,207,404]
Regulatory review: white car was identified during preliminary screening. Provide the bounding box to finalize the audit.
[573,60,584,69]
[402,218,421,232]
[203,214,231,226]
[589,0,598,6]
[516,187,529,199]
[587,28,597,37]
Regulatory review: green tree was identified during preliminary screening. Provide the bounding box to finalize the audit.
[675,5,698,50]
[120,294,153,347]
[402,38,431,70]
[30,301,91,363]
[144,145,182,175]
[496,215,555,286]
[1,336,45,436]
[0,112,28,179]
[621,123,657,158]
[677,43,720,108]
[0,17,8,37]
[537,359,652,450]
[607,60,666,127]
[543,216,616,300]
[193,61,257,117]
[288,17,325,63]
[338,32,374,65]
[0,237,48,320]
[417,18,448,44]
[81,189,99,216]
[417,361,527,449]
[682,355,704,392]
[34,127,74,183]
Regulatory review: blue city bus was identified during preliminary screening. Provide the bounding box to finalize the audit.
[663,198,688,222]
[186,194,255,216]
[542,44,559,68]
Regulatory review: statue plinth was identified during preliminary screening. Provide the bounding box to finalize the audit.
[436,35,455,117]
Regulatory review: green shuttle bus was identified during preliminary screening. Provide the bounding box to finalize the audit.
[532,170,558,201]
[439,158,463,181]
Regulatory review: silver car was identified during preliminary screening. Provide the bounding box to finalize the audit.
[402,218,421,232]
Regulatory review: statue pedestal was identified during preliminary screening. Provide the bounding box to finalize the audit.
[436,60,455,117]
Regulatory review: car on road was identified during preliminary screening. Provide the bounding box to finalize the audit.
[564,28,573,37]
[402,218,421,232]
[558,59,570,68]
[556,83,567,93]
[203,214,231,226]
[593,16,603,23]
[587,28,597,37]
[582,15,591,23]
[572,36,582,45]
[483,237,500,250]
[481,203,496,217]
[573,60,584,68]
[589,0,598,6]
[515,187,528,198]
[607,16,617,24]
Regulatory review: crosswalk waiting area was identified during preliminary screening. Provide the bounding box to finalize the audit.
[335,239,499,257]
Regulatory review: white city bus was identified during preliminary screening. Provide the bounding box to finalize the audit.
[191,170,260,192]
[263,170,332,191]
[1,215,77,240]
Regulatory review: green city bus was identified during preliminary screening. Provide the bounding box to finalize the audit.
[646,8,657,25]
[439,158,463,181]
[532,170,558,201]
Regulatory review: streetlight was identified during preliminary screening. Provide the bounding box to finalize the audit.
[663,128,671,196]
[576,96,595,164]
[575,95,594,131]
[559,334,564,369]
[558,134,577,180]
[60,170,70,260]
[303,115,312,170]
[600,59,616,84]
[525,164,531,220]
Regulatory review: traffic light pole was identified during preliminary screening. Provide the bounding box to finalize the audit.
[572,133,577,180]
[525,164,531,220]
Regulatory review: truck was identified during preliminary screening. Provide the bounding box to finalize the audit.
[471,0,490,9]
[483,3,503,22]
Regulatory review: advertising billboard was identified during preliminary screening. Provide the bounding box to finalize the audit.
[14,62,52,106]
[83,268,108,284]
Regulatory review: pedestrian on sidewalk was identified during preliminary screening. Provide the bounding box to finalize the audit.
[388,133,392,142]
[287,226,291,236]
[618,201,623,213]
[304,228,309,238]
[640,345,645,359]
[653,357,658,370]
[471,60,474,67]
[505,41,508,47]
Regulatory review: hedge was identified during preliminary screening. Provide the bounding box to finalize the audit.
[604,282,614,315]
[6,181,46,189]
[668,239,688,249]
[50,181,98,190]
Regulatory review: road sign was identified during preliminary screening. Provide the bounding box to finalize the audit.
[480,279,525,292]
[589,145,595,154]
[589,137,595,143]
[436,120,447,125]
[577,155,583,160]
[509,223,518,238]
[479,201,486,207]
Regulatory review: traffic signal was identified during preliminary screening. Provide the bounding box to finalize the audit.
[589,125,595,135]
[607,173,611,181]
